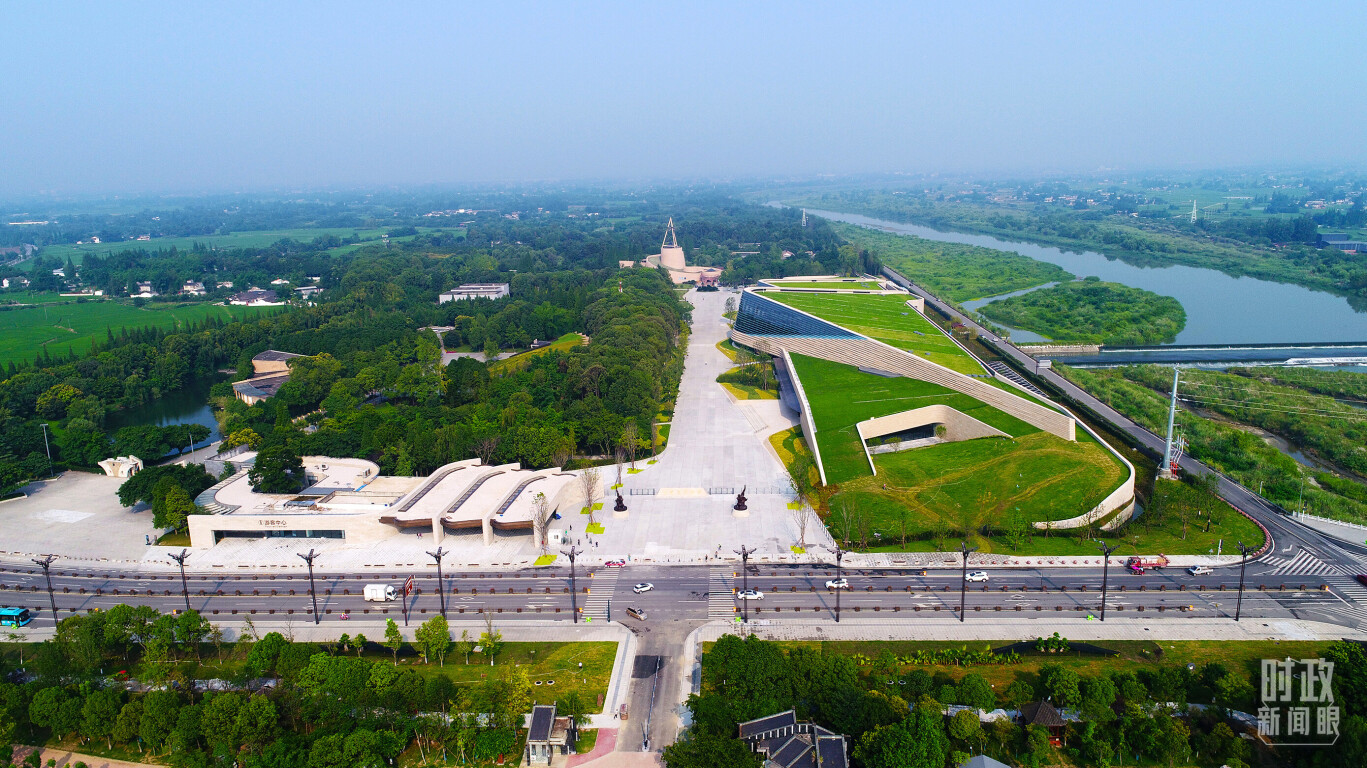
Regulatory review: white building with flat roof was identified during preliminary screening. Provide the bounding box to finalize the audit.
[439,283,511,303]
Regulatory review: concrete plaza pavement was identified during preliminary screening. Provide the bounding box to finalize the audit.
[0,472,159,563]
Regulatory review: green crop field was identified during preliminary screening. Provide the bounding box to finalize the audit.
[28,226,465,265]
[791,354,1036,483]
[761,279,884,290]
[0,299,284,366]
[765,291,985,375]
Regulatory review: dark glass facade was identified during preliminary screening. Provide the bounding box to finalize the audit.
[734,291,860,338]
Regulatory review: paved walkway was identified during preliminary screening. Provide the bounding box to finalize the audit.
[13,746,159,768]
[567,728,618,766]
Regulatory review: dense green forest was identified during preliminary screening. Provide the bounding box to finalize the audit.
[1059,365,1367,525]
[665,634,1367,768]
[0,607,581,768]
[791,191,1367,307]
[978,279,1187,345]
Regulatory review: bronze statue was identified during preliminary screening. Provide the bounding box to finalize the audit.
[733,486,748,511]
[614,490,627,512]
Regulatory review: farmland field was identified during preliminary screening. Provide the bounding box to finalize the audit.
[766,291,986,375]
[29,226,465,265]
[0,298,285,366]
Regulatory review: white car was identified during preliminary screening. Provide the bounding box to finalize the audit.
[737,589,764,600]
[825,578,850,590]
[965,571,990,583]
[1187,565,1213,576]
[632,582,654,594]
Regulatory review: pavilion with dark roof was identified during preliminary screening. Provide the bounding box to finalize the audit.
[738,709,848,768]
[1018,700,1066,745]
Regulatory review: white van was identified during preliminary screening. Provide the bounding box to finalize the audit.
[363,584,397,602]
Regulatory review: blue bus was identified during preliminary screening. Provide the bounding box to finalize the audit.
[0,607,32,627]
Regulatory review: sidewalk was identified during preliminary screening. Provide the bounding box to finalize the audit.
[13,745,159,768]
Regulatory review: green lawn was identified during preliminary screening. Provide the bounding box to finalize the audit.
[0,299,285,366]
[488,332,586,374]
[791,354,1036,483]
[764,291,985,375]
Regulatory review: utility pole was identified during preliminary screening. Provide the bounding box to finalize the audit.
[1097,542,1120,621]
[1160,368,1180,479]
[734,545,757,623]
[39,423,53,478]
[1234,541,1256,622]
[427,546,448,619]
[958,541,978,622]
[33,555,58,627]
[562,546,582,623]
[297,549,320,625]
[168,549,192,612]
[826,545,848,622]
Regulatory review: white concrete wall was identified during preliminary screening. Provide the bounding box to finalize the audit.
[855,405,1009,475]
[781,349,828,486]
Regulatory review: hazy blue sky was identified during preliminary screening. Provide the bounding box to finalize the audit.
[2,1,1364,195]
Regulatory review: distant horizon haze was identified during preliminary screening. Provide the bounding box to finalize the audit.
[2,1,1364,197]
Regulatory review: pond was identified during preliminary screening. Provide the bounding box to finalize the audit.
[106,376,223,452]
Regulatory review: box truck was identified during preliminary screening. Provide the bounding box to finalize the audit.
[364,584,397,602]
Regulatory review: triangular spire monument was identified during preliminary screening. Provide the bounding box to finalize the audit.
[659,217,686,270]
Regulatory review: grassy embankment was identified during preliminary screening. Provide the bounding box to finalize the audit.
[760,279,885,290]
[765,291,986,375]
[978,279,1187,345]
[487,332,586,374]
[1062,364,1367,525]
[0,299,285,366]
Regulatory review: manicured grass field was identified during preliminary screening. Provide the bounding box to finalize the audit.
[790,354,1036,483]
[0,299,285,366]
[488,332,586,374]
[765,291,985,375]
[762,280,884,290]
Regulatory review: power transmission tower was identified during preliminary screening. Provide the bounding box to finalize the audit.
[1190,199,1198,224]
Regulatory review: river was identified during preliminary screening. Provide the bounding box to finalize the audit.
[801,208,1367,348]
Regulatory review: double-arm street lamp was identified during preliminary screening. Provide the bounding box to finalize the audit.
[297,549,320,625]
[562,546,582,623]
[958,541,978,622]
[1097,541,1120,621]
[32,555,58,627]
[427,546,448,619]
[826,545,848,623]
[1234,541,1256,622]
[734,545,757,623]
[168,549,192,613]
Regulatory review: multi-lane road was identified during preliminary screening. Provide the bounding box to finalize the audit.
[5,559,1366,631]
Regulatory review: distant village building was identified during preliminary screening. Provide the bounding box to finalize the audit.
[1319,233,1367,252]
[228,288,283,306]
[132,281,158,298]
[295,285,323,299]
[738,710,849,768]
[618,259,638,269]
[2,277,31,289]
[182,280,207,296]
[438,283,511,303]
[270,278,290,286]
[216,280,235,289]
[232,350,304,405]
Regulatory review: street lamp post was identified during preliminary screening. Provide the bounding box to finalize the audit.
[958,541,978,623]
[426,546,448,619]
[826,546,848,623]
[297,549,320,625]
[39,423,53,478]
[734,545,757,623]
[562,546,582,623]
[32,555,58,627]
[168,549,192,612]
[1234,541,1256,622]
[1097,542,1120,621]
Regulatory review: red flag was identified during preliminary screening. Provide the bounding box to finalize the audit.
[404,575,414,596]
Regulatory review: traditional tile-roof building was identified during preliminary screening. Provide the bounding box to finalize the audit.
[1019,700,1065,745]
[232,350,305,405]
[738,710,848,768]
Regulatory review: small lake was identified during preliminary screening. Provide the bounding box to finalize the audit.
[801,208,1367,347]
[106,376,222,452]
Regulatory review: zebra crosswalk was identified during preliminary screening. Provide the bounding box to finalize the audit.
[582,568,620,621]
[1260,550,1345,577]
[1322,576,1367,626]
[708,567,736,619]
